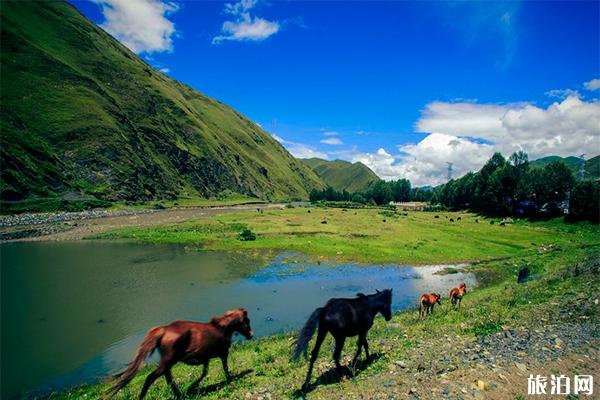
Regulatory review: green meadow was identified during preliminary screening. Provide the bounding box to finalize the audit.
[96,207,596,264]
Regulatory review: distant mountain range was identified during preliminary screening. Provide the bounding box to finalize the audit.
[0,1,324,203]
[300,158,380,192]
[530,155,599,179]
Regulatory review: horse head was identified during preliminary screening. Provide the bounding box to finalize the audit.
[212,308,253,339]
[375,289,393,321]
[435,293,442,305]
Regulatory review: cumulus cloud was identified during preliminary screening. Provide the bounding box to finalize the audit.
[584,78,600,91]
[159,67,170,73]
[342,93,599,186]
[320,137,343,145]
[340,134,493,186]
[321,131,338,136]
[213,0,279,44]
[417,96,600,157]
[93,0,179,54]
[272,134,328,159]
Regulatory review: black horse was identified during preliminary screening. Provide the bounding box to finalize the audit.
[293,289,393,391]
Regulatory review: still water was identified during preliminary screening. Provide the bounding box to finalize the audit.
[1,241,476,398]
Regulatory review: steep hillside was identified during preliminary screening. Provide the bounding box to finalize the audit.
[301,158,380,192]
[531,155,599,179]
[0,1,324,205]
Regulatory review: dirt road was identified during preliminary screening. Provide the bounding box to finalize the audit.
[0,203,285,242]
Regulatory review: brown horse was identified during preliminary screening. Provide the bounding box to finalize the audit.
[107,308,253,399]
[450,282,467,309]
[419,293,441,320]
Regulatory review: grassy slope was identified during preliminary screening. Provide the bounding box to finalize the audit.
[56,215,598,399]
[0,1,324,203]
[301,158,380,193]
[96,208,596,264]
[530,155,600,179]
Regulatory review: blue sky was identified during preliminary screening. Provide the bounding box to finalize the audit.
[72,1,599,185]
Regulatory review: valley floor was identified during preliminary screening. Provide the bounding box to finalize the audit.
[4,205,599,399]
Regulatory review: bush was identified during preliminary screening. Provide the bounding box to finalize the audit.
[567,180,599,223]
[239,228,256,241]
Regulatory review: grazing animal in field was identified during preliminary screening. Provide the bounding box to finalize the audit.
[419,293,442,320]
[449,283,467,310]
[107,309,253,399]
[293,289,393,392]
[449,218,454,222]
[457,217,461,221]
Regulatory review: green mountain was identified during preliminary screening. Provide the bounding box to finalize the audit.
[530,155,600,179]
[301,158,380,192]
[0,1,324,204]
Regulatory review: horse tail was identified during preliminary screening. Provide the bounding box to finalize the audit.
[106,326,165,397]
[292,307,323,361]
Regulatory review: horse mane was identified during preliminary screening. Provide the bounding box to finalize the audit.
[210,309,241,329]
[356,292,366,298]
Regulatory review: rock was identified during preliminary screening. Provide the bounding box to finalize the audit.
[395,360,407,368]
[477,380,486,390]
[515,362,527,372]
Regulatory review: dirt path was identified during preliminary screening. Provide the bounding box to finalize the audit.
[0,204,285,242]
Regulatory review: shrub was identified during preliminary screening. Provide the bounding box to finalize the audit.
[239,229,256,241]
[567,180,599,223]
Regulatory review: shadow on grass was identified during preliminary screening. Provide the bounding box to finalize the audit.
[292,353,382,398]
[186,369,253,397]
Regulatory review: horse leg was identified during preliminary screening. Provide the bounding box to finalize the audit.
[164,368,182,398]
[139,364,167,399]
[187,361,209,395]
[352,333,369,367]
[332,335,346,370]
[419,303,424,320]
[362,335,370,360]
[220,353,231,382]
[302,327,327,391]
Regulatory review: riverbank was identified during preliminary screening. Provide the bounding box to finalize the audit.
[0,203,281,242]
[52,243,599,399]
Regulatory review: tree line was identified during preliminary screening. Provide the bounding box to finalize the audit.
[309,151,598,222]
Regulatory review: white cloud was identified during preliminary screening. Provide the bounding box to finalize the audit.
[93,0,179,54]
[340,134,493,186]
[545,88,579,99]
[321,131,338,136]
[399,95,600,185]
[343,93,600,186]
[320,137,343,145]
[271,134,328,159]
[584,78,600,91]
[159,67,170,73]
[213,0,279,44]
[416,96,600,158]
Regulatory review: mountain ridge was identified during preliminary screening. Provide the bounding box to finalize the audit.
[530,155,599,179]
[300,158,380,192]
